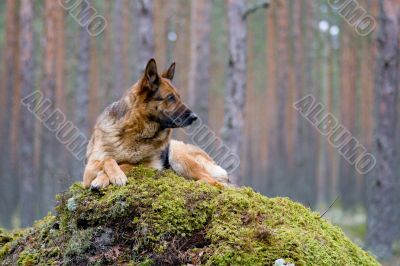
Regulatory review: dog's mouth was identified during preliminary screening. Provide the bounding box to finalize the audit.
[159,110,198,128]
[177,111,198,127]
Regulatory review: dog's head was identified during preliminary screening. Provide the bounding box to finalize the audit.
[134,59,198,129]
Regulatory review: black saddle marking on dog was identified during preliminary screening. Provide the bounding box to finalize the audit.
[160,143,170,169]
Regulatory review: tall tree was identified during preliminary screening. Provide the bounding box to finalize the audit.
[208,0,226,138]
[171,0,191,143]
[55,5,65,116]
[41,0,61,214]
[0,0,19,228]
[222,0,269,183]
[112,0,124,100]
[55,2,67,187]
[101,0,113,108]
[154,0,168,70]
[89,28,99,128]
[135,0,155,78]
[19,0,36,227]
[122,0,131,89]
[291,0,307,203]
[273,0,289,195]
[73,1,91,180]
[265,4,278,195]
[302,0,318,206]
[359,0,376,204]
[76,4,91,138]
[188,0,212,124]
[366,0,400,259]
[339,17,358,210]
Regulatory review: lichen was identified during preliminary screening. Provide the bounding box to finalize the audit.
[0,166,379,265]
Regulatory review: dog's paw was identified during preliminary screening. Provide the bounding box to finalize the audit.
[196,179,225,189]
[90,175,110,190]
[212,181,225,189]
[109,173,128,186]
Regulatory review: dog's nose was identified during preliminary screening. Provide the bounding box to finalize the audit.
[189,113,198,122]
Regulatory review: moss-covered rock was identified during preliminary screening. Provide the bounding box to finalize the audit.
[0,166,379,265]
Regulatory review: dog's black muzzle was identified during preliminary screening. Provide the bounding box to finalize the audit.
[172,110,198,127]
[159,109,198,129]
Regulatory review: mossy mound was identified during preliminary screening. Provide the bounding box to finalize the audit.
[0,166,378,265]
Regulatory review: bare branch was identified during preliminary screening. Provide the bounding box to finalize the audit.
[242,0,270,19]
[320,196,339,218]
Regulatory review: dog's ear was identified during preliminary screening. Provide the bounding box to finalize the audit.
[161,62,175,81]
[144,58,160,87]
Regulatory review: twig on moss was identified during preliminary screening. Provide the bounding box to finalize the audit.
[320,196,339,218]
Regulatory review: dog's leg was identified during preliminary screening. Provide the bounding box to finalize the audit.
[170,156,224,188]
[90,170,110,189]
[169,140,225,188]
[83,160,102,188]
[118,163,135,174]
[195,171,224,188]
[103,158,128,186]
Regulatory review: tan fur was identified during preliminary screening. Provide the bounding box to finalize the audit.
[83,59,228,189]
[169,140,228,186]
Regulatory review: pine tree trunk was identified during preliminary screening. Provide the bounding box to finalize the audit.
[365,0,400,259]
[303,0,317,207]
[41,0,61,216]
[37,0,67,212]
[89,24,99,128]
[265,5,278,195]
[222,0,247,183]
[0,0,19,228]
[188,0,211,124]
[154,0,168,69]
[19,0,36,227]
[76,6,91,137]
[339,21,358,210]
[73,1,91,180]
[112,0,124,100]
[222,0,268,183]
[55,3,67,190]
[275,0,289,194]
[292,0,306,203]
[135,0,155,77]
[101,0,113,108]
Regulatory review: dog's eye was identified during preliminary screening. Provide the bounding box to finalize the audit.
[167,94,175,102]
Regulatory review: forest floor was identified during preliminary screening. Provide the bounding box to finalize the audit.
[325,208,400,265]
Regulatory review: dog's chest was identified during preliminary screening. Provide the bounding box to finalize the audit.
[112,128,170,163]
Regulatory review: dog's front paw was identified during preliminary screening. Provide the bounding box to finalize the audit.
[196,179,225,189]
[212,180,225,189]
[109,173,128,186]
[90,174,110,190]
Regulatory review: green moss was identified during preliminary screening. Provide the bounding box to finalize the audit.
[17,249,40,266]
[0,228,13,246]
[0,166,379,265]
[63,228,95,265]
[0,227,25,261]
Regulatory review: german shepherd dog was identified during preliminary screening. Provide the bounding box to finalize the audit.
[83,59,229,189]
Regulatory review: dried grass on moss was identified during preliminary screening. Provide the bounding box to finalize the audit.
[0,166,379,265]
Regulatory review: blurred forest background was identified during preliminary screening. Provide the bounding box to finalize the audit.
[0,0,399,262]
